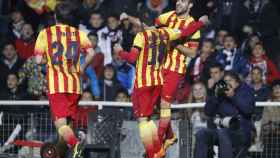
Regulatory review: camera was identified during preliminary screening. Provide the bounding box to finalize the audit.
[214,116,240,130]
[214,80,229,98]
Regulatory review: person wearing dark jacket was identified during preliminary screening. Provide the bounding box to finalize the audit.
[248,66,270,121]
[0,42,24,88]
[194,71,256,158]
[100,64,123,101]
[0,73,28,100]
[186,38,217,84]
[216,35,250,78]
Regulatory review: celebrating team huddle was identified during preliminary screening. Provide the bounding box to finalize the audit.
[34,0,208,157]
[113,0,208,157]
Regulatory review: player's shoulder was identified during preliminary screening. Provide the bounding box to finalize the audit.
[135,31,144,38]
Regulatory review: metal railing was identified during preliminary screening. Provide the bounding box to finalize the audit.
[0,101,280,158]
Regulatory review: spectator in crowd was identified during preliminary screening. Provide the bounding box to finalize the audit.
[248,67,270,121]
[216,34,250,78]
[97,14,122,65]
[249,42,280,85]
[138,0,170,26]
[257,0,280,62]
[15,23,35,60]
[261,79,280,157]
[80,11,104,35]
[75,90,97,130]
[214,29,228,51]
[195,71,255,158]
[112,47,135,94]
[207,62,225,92]
[9,10,25,39]
[78,0,107,26]
[187,38,217,84]
[100,64,123,101]
[17,56,47,99]
[243,0,266,27]
[262,80,280,124]
[88,32,104,79]
[0,42,24,88]
[115,88,130,102]
[0,73,28,100]
[114,88,132,120]
[241,33,261,58]
[188,82,208,130]
[120,18,143,51]
[214,0,249,33]
[188,81,207,103]
[120,18,133,51]
[187,81,208,155]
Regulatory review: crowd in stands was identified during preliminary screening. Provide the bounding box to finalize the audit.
[1,0,280,121]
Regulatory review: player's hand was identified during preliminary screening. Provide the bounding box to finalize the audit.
[120,12,129,21]
[199,15,210,25]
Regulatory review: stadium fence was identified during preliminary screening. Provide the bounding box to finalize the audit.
[0,101,280,158]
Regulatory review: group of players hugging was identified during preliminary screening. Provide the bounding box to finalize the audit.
[34,0,209,158]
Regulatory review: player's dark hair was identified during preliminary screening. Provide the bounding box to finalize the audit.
[55,2,77,26]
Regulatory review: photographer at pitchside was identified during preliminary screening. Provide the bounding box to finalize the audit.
[194,71,256,158]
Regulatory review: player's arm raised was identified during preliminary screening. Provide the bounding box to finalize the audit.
[175,15,209,58]
[34,30,48,65]
[113,44,141,63]
[80,31,96,75]
[80,47,95,75]
[113,32,144,63]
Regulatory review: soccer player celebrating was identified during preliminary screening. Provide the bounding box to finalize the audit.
[155,0,203,151]
[114,15,207,158]
[34,2,95,158]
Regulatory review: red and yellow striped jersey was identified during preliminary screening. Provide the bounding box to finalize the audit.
[133,27,181,88]
[157,11,201,74]
[34,24,92,94]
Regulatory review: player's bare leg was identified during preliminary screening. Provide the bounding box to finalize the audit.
[158,100,177,151]
[149,120,165,158]
[54,118,82,158]
[55,136,68,158]
[138,117,155,158]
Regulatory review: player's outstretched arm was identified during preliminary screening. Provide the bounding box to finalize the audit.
[175,15,209,58]
[80,48,95,75]
[180,15,209,38]
[113,44,140,63]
